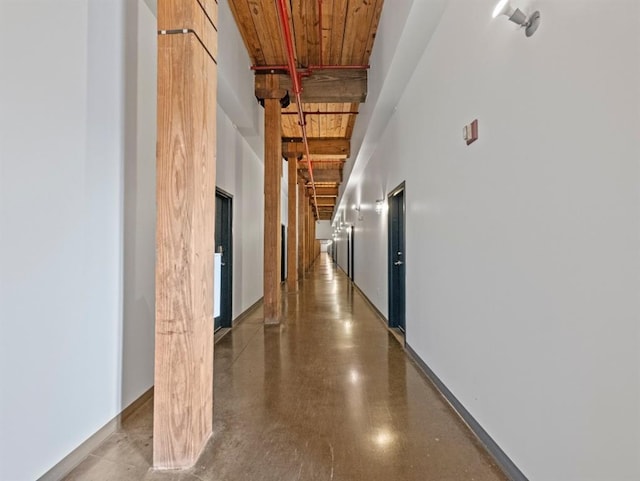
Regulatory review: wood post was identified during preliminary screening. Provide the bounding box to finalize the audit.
[297,180,306,279]
[154,0,217,469]
[287,158,298,290]
[263,75,282,324]
[307,200,313,271]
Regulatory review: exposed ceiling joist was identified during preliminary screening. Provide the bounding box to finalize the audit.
[283,138,350,157]
[255,70,366,104]
[280,69,367,103]
[309,187,338,197]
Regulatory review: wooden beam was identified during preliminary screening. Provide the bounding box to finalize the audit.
[287,158,297,291]
[283,138,350,157]
[300,170,342,183]
[309,187,338,197]
[314,197,335,207]
[298,160,344,170]
[298,180,306,279]
[263,75,282,324]
[278,69,367,103]
[154,0,217,469]
[254,73,288,101]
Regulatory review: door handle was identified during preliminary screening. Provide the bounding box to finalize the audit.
[394,260,404,266]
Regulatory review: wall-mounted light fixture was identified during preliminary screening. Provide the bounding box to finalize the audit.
[375,199,385,215]
[492,0,540,37]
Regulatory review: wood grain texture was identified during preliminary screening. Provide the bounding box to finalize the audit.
[329,0,347,64]
[287,158,298,290]
[279,70,367,103]
[154,0,217,468]
[227,0,265,64]
[292,0,309,67]
[263,75,282,324]
[282,137,350,157]
[158,0,218,60]
[298,180,306,279]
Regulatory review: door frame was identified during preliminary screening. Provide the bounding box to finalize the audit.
[215,188,233,329]
[387,182,406,332]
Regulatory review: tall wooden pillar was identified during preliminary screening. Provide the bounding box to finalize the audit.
[307,200,313,270]
[154,0,217,469]
[287,158,298,290]
[297,181,306,279]
[262,75,283,324]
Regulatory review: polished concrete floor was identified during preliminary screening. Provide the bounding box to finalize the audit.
[65,255,508,481]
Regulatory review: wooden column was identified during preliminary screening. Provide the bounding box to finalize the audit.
[297,180,306,279]
[307,201,313,270]
[287,158,298,290]
[263,74,283,324]
[154,0,217,469]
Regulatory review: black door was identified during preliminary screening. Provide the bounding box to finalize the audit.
[347,228,351,279]
[215,189,233,330]
[388,184,406,332]
[349,226,355,281]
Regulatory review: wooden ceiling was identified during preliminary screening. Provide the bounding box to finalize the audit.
[228,0,384,220]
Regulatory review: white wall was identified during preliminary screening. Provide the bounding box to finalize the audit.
[216,109,265,318]
[340,0,640,479]
[0,1,157,479]
[121,0,157,409]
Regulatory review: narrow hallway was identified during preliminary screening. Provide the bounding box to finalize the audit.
[66,255,508,481]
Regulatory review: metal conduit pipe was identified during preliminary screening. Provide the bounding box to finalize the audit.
[275,0,319,218]
[251,64,370,72]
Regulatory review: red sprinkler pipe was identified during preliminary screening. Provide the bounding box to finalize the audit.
[251,64,369,72]
[281,111,359,116]
[275,0,319,218]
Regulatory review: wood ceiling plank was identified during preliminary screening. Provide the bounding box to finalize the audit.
[321,0,334,66]
[319,103,327,138]
[292,0,309,67]
[361,0,384,64]
[330,0,348,64]
[325,104,336,137]
[340,0,375,64]
[306,0,321,66]
[339,0,359,64]
[248,0,279,65]
[345,102,358,139]
[227,0,265,64]
[344,0,381,65]
[333,102,344,137]
[308,108,319,137]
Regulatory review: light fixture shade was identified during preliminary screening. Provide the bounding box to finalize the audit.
[492,0,514,18]
[492,0,541,36]
[507,8,527,25]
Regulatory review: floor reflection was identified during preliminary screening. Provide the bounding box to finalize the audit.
[64,254,508,481]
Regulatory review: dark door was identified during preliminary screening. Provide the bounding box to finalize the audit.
[388,184,406,332]
[349,226,355,281]
[215,189,233,330]
[347,228,351,279]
